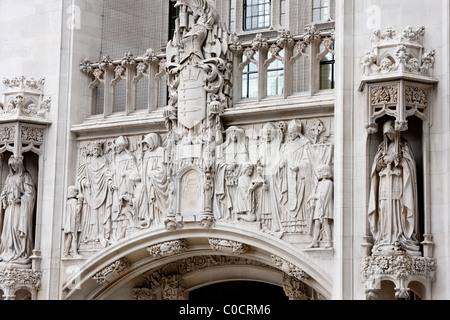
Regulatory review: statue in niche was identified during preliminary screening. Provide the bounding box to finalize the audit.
[307,164,334,249]
[63,186,83,257]
[77,141,117,247]
[278,120,315,234]
[368,120,421,256]
[257,123,283,236]
[235,162,264,222]
[214,126,249,221]
[141,133,169,227]
[110,136,139,241]
[0,155,36,268]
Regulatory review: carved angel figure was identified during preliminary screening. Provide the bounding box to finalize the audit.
[368,120,421,256]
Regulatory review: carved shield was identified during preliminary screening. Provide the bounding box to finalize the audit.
[178,66,206,129]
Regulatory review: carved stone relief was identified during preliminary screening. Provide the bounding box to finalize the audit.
[0,268,42,300]
[72,116,334,253]
[271,255,310,282]
[147,239,188,259]
[208,238,249,255]
[92,258,131,284]
[132,255,278,300]
[1,77,51,120]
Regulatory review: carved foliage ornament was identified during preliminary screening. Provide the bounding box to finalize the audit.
[271,255,310,281]
[362,26,436,77]
[0,268,42,290]
[361,255,437,282]
[93,258,131,284]
[208,238,250,255]
[147,239,188,259]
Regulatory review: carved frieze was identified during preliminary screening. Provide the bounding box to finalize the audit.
[72,117,334,252]
[133,255,277,300]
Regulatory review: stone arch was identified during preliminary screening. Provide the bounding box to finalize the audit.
[62,225,333,300]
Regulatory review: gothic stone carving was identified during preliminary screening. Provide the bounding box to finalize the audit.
[133,255,277,300]
[0,268,42,300]
[271,255,310,282]
[368,120,421,256]
[283,273,311,300]
[71,0,336,256]
[208,238,249,255]
[72,118,334,252]
[361,254,437,300]
[92,258,131,284]
[147,239,188,259]
[63,186,83,258]
[0,156,36,269]
[1,77,51,119]
[360,26,437,133]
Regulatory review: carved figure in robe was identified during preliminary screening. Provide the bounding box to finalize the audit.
[141,133,169,227]
[305,119,333,168]
[214,126,249,221]
[203,173,214,215]
[0,156,36,267]
[278,120,315,234]
[368,120,420,256]
[235,162,263,222]
[110,136,139,241]
[77,141,117,247]
[257,123,283,236]
[63,186,83,257]
[130,172,149,228]
[307,164,334,248]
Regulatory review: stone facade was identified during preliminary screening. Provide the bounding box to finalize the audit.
[0,0,448,301]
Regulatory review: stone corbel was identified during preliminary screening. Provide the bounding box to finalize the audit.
[361,254,437,300]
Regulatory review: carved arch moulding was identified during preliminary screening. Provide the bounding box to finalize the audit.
[61,229,332,301]
[359,26,438,300]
